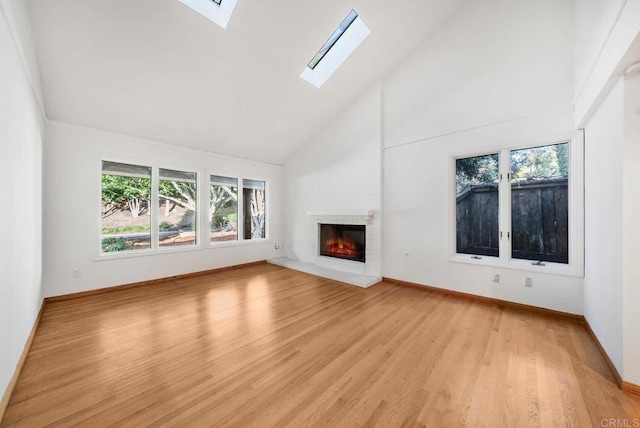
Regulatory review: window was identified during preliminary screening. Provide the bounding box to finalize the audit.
[300,10,371,88]
[210,175,238,242]
[456,153,499,257]
[159,168,198,248]
[455,141,573,267]
[101,161,152,253]
[243,179,266,239]
[100,161,269,255]
[307,10,358,70]
[510,143,569,263]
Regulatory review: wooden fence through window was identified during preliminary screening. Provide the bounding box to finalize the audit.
[456,178,568,263]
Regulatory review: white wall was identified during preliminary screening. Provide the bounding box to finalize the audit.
[0,0,42,104]
[283,83,382,277]
[574,0,640,127]
[383,0,573,149]
[383,110,583,314]
[574,0,626,98]
[43,122,283,298]
[583,73,640,386]
[622,73,640,384]
[0,1,44,404]
[583,78,624,373]
[282,0,584,313]
[380,0,583,314]
[575,0,640,385]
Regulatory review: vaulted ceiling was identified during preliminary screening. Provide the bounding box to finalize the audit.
[27,0,467,164]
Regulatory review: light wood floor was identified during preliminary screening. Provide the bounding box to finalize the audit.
[2,264,639,427]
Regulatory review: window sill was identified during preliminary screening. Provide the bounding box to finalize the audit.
[95,239,270,261]
[95,243,203,261]
[448,254,584,277]
[209,239,270,248]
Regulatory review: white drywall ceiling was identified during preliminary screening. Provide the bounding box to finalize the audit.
[27,0,467,164]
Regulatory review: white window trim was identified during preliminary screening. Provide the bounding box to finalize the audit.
[208,176,269,246]
[96,155,270,261]
[156,165,202,252]
[96,156,204,260]
[208,174,241,246]
[243,177,269,241]
[448,131,585,277]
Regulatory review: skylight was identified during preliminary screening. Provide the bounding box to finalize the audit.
[179,0,237,29]
[307,10,358,70]
[300,9,371,88]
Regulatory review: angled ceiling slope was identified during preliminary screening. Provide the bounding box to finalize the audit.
[27,0,468,164]
[178,0,237,29]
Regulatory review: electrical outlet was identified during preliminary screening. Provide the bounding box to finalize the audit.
[274,243,282,250]
[492,274,500,283]
[525,277,533,288]
[72,269,80,278]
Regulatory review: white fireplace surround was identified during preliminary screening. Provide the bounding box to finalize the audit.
[308,212,376,264]
[269,209,382,287]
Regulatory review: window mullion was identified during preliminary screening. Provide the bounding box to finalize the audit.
[201,172,208,247]
[499,149,512,261]
[194,172,200,247]
[151,167,159,249]
[237,176,244,241]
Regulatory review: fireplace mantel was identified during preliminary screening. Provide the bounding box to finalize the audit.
[306,209,374,218]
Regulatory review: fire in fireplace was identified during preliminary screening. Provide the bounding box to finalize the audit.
[319,224,366,263]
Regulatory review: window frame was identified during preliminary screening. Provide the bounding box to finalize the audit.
[209,176,269,247]
[307,10,359,70]
[96,155,270,260]
[208,174,239,245]
[299,9,371,88]
[449,132,584,277]
[242,178,267,241]
[455,152,501,258]
[100,160,153,254]
[157,167,200,250]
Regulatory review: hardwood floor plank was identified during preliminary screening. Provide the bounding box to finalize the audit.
[2,264,639,427]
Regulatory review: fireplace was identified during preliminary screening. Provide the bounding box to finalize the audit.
[319,224,366,263]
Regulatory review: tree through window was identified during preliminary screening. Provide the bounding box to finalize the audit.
[101,161,152,253]
[243,179,266,240]
[158,168,198,248]
[100,162,269,254]
[210,175,238,242]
